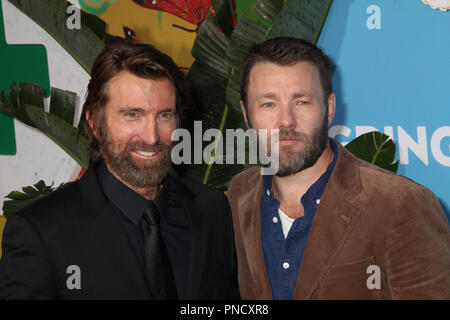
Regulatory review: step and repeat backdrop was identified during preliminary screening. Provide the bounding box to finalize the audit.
[0,0,449,220]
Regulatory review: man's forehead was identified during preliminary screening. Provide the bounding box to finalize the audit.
[106,71,173,91]
[104,72,176,108]
[249,61,320,81]
[248,62,321,94]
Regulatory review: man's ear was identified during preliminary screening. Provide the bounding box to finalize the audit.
[240,100,249,128]
[85,110,99,139]
[327,93,336,126]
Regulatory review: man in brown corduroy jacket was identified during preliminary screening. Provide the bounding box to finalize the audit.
[227,37,450,300]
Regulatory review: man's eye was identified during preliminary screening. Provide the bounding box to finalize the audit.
[296,100,308,105]
[159,112,174,119]
[262,102,274,108]
[127,112,139,118]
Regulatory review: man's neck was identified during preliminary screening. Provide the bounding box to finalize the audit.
[105,164,162,200]
[272,143,334,208]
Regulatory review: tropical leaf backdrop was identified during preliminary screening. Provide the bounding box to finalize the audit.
[0,0,399,216]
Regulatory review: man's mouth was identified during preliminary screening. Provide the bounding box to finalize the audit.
[132,150,159,159]
[279,137,299,141]
[279,138,301,146]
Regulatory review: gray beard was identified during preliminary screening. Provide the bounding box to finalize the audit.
[274,114,329,177]
[99,131,172,189]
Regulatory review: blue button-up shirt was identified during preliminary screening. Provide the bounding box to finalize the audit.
[261,139,338,299]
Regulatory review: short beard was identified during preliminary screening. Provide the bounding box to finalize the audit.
[275,113,329,177]
[98,127,173,189]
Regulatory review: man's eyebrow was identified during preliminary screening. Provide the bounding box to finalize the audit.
[255,91,313,100]
[118,106,145,114]
[118,106,176,114]
[292,92,313,99]
[256,92,277,100]
[158,108,176,113]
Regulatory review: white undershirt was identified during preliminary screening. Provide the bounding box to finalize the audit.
[278,208,295,239]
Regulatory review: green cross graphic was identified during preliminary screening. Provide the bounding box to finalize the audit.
[0,0,50,155]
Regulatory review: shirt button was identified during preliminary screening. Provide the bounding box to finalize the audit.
[272,216,278,223]
[283,262,290,269]
[266,190,270,196]
[316,199,321,205]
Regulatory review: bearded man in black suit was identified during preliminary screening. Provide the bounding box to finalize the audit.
[0,39,239,300]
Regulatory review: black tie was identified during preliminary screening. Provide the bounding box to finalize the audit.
[141,201,177,299]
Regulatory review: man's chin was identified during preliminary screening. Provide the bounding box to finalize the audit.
[275,162,309,177]
[278,139,304,148]
[277,147,302,162]
[104,154,171,188]
[275,150,321,177]
[130,156,159,169]
[118,165,170,188]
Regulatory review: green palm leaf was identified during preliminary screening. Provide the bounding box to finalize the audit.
[7,0,110,73]
[0,82,89,169]
[345,131,399,173]
[183,14,244,190]
[2,180,71,218]
[212,0,236,38]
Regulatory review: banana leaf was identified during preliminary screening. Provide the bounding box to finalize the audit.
[212,0,236,38]
[345,131,399,173]
[7,0,110,73]
[2,180,71,218]
[0,82,89,169]
[183,15,244,189]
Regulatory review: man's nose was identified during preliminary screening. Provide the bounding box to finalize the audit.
[140,118,160,145]
[278,104,296,129]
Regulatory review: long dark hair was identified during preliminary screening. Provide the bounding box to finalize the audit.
[82,38,189,160]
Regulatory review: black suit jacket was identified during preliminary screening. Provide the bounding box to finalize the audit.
[0,167,240,299]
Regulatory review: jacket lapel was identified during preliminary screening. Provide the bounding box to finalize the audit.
[169,175,205,299]
[293,145,363,299]
[235,171,273,299]
[78,166,152,298]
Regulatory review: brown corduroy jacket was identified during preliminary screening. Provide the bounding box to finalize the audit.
[227,143,450,299]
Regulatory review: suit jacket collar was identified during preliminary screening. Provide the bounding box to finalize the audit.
[76,165,152,297]
[170,175,209,298]
[77,165,205,299]
[234,142,364,299]
[170,174,196,199]
[78,163,109,216]
[78,165,197,216]
[79,163,189,217]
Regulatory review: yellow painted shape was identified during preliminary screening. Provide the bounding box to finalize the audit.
[100,1,196,69]
[0,215,6,259]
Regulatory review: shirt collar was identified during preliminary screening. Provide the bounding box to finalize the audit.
[94,161,170,225]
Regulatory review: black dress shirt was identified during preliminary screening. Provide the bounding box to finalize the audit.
[94,161,191,299]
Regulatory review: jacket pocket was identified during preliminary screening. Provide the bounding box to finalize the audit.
[324,256,375,280]
[314,256,386,299]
